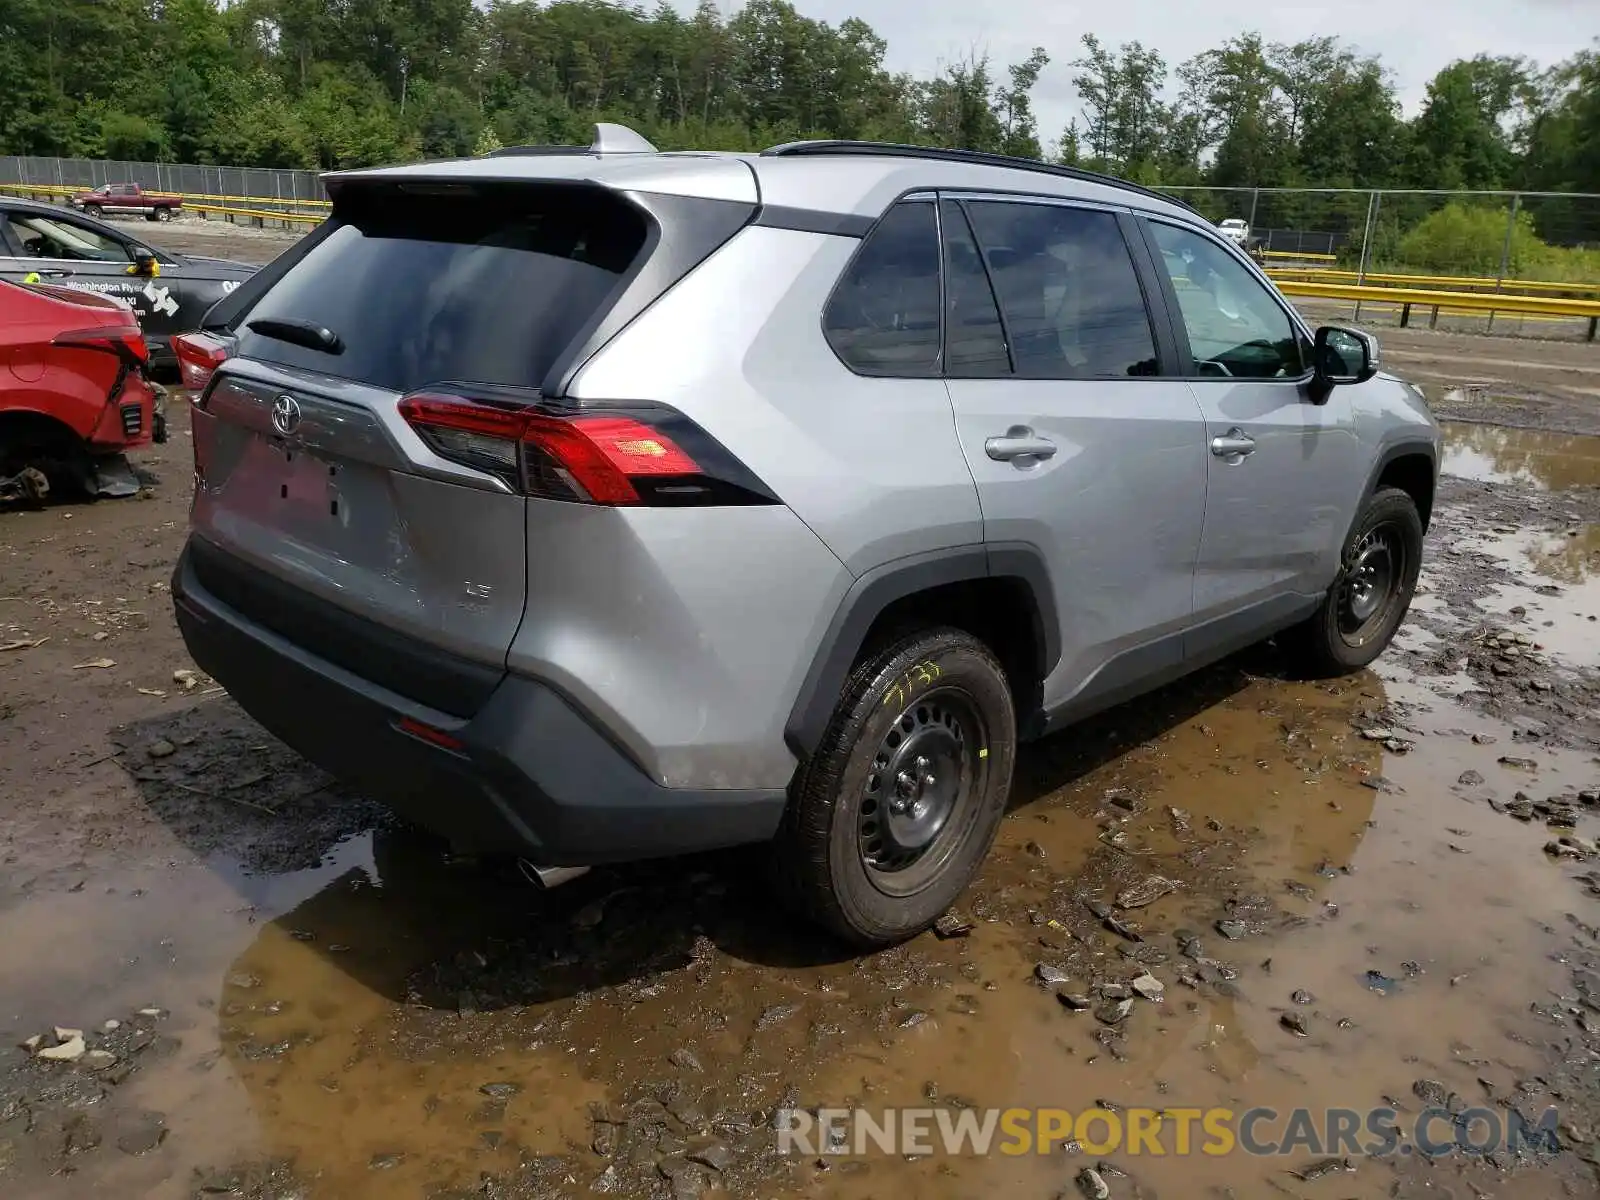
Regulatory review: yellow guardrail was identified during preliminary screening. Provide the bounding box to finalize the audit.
[1274,278,1600,339]
[1268,265,1600,298]
[1258,249,1339,262]
[168,190,328,208]
[188,201,323,226]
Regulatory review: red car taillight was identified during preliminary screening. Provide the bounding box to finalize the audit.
[397,392,776,508]
[173,331,231,392]
[52,326,148,364]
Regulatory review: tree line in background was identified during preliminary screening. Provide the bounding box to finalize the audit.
[1,0,1596,198]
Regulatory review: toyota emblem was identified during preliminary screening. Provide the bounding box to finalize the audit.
[271,394,301,436]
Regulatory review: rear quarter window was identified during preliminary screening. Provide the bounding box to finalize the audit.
[233,184,650,394]
[823,200,941,376]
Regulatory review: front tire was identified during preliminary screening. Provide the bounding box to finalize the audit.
[774,628,1016,948]
[1284,486,1423,676]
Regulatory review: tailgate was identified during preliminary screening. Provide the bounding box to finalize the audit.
[190,363,529,714]
[187,182,667,715]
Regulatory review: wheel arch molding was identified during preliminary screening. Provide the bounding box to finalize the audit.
[1358,439,1439,533]
[784,543,1060,760]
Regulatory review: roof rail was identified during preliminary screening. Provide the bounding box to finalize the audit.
[760,140,1195,213]
[490,122,660,159]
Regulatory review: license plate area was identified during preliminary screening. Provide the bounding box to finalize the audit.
[273,441,342,519]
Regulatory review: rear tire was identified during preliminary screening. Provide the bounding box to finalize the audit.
[1283,486,1423,677]
[155,207,173,222]
[774,628,1016,948]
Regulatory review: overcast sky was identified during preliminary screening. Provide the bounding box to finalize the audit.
[774,0,1596,149]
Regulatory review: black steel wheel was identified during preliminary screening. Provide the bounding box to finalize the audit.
[1284,486,1424,676]
[858,686,989,894]
[1337,522,1408,648]
[774,627,1016,947]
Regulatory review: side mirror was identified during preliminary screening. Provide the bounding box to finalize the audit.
[127,250,160,278]
[1313,325,1378,387]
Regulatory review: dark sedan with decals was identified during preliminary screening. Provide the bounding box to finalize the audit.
[0,196,256,376]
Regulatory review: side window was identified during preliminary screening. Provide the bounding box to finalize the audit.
[8,213,131,263]
[964,201,1158,380]
[940,200,1009,376]
[823,200,941,376]
[1147,221,1302,379]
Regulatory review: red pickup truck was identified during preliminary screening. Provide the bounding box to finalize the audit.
[70,183,183,222]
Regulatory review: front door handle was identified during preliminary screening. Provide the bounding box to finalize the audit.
[1210,428,1256,459]
[985,426,1057,463]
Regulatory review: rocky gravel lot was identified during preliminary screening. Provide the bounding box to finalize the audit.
[2,225,1599,1199]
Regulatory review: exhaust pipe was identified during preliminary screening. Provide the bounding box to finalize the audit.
[517,859,591,889]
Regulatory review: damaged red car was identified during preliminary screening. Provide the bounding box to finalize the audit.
[0,278,165,502]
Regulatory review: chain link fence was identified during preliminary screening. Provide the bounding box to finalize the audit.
[0,156,327,214]
[1161,185,1600,285]
[5,160,1597,285]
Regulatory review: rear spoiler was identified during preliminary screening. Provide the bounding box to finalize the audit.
[323,123,662,201]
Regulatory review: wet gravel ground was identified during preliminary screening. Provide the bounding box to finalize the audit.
[2,243,1600,1198]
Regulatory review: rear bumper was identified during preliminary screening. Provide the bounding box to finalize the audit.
[86,374,156,452]
[170,542,788,863]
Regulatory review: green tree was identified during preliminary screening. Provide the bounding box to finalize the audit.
[1522,46,1600,192]
[297,66,404,167]
[1297,56,1406,187]
[102,112,166,159]
[405,81,480,158]
[917,53,1005,152]
[1054,119,1082,166]
[1408,55,1534,189]
[1071,34,1121,165]
[208,70,315,167]
[997,48,1049,159]
[1199,33,1290,187]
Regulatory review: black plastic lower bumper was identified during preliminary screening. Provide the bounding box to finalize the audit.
[171,542,789,863]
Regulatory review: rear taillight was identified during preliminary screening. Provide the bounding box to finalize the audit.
[173,331,231,392]
[53,327,148,364]
[397,393,776,507]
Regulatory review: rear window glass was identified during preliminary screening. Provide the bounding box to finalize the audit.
[234,184,649,393]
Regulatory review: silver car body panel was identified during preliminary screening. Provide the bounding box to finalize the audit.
[177,135,1442,840]
[569,225,984,575]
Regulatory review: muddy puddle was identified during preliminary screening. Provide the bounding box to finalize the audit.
[799,671,1597,1200]
[1441,419,1600,491]
[1454,524,1600,671]
[6,648,1600,1199]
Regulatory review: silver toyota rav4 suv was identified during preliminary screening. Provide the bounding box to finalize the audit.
[172,124,1440,947]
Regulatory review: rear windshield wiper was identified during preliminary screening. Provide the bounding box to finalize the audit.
[244,317,345,355]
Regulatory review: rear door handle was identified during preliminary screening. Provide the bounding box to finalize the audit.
[1210,428,1256,459]
[985,427,1057,463]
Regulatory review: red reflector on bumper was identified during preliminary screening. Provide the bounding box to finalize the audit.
[396,716,465,752]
